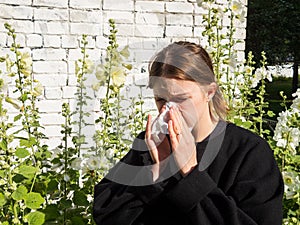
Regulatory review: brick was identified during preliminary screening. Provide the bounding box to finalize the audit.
[67,75,80,87]
[10,20,34,33]
[34,8,68,21]
[70,10,102,23]
[45,87,63,99]
[40,113,64,124]
[233,41,245,51]
[33,74,67,86]
[194,26,205,37]
[166,14,193,26]
[143,98,157,111]
[141,86,154,98]
[79,36,96,48]
[36,99,63,113]
[33,61,67,74]
[61,35,77,48]
[43,125,63,136]
[68,49,81,61]
[33,0,68,8]
[133,49,156,63]
[127,85,141,98]
[103,0,134,11]
[70,23,101,35]
[194,15,203,25]
[194,4,208,14]
[7,34,26,47]
[62,86,77,98]
[0,33,6,47]
[233,28,246,39]
[135,12,164,25]
[26,34,43,47]
[166,2,194,13]
[135,25,164,37]
[128,37,143,49]
[166,26,193,37]
[134,73,149,86]
[135,1,165,13]
[35,21,68,35]
[0,0,31,5]
[96,35,109,49]
[32,48,66,61]
[103,11,134,24]
[0,5,33,20]
[103,23,134,37]
[143,38,159,50]
[70,0,101,9]
[44,35,61,48]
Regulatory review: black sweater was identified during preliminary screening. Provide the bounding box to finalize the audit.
[93,122,283,225]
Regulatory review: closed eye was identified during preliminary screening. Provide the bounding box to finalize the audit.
[155,97,166,102]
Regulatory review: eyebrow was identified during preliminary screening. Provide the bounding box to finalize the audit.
[154,93,191,98]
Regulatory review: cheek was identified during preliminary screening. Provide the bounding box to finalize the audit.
[179,100,198,127]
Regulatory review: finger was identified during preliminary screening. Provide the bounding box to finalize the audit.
[169,107,182,135]
[145,114,152,140]
[159,104,167,114]
[168,120,179,150]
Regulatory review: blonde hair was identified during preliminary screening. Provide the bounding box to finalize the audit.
[148,41,227,121]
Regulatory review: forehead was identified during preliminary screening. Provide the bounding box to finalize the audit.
[152,78,201,96]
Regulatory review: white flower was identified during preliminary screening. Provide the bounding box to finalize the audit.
[282,171,300,199]
[111,66,126,87]
[85,59,95,74]
[32,82,44,97]
[231,1,243,14]
[196,0,204,7]
[64,174,70,182]
[85,155,103,171]
[106,149,115,159]
[201,1,212,10]
[291,89,300,112]
[20,52,32,77]
[71,158,83,170]
[244,66,253,75]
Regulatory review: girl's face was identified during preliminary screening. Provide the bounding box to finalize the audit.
[152,78,211,131]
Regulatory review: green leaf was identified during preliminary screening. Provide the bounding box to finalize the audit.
[73,190,89,206]
[26,211,45,225]
[71,216,85,225]
[24,192,45,209]
[0,192,7,207]
[12,185,28,201]
[20,137,37,148]
[42,204,60,221]
[17,165,38,179]
[47,179,58,193]
[0,170,5,178]
[14,114,22,122]
[60,199,72,209]
[0,139,7,150]
[267,110,275,117]
[15,148,30,158]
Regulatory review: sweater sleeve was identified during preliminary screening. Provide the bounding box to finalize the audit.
[93,133,167,225]
[163,140,284,225]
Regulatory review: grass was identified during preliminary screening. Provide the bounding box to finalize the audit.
[265,76,299,116]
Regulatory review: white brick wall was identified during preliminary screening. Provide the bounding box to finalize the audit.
[0,0,248,147]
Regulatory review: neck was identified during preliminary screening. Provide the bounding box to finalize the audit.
[192,116,218,142]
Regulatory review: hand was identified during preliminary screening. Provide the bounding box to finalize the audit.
[145,106,172,181]
[168,106,197,176]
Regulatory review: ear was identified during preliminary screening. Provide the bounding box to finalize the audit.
[206,82,217,101]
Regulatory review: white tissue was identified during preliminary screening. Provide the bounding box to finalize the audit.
[151,102,176,144]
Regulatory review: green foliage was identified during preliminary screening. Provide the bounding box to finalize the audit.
[0,3,298,224]
[197,1,300,223]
